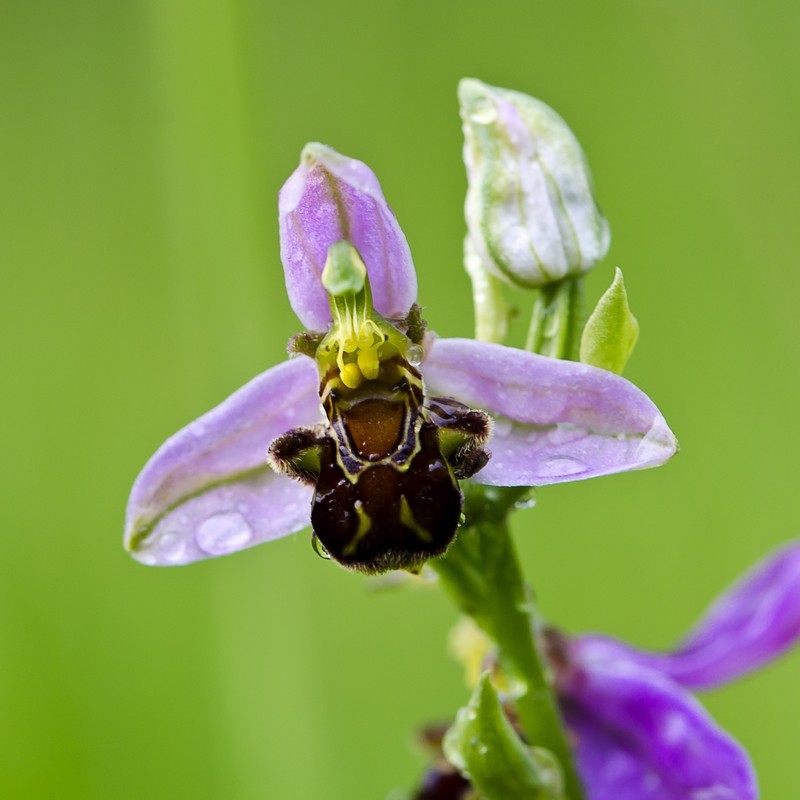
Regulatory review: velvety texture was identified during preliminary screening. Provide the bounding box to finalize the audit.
[574,540,800,690]
[279,143,417,332]
[422,337,678,486]
[125,357,322,565]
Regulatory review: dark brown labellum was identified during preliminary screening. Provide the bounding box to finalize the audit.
[268,357,490,574]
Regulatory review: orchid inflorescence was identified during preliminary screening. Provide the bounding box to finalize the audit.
[125,78,799,799]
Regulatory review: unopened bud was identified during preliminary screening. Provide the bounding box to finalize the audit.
[460,78,610,289]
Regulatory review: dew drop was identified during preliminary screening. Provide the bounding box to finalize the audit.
[407,344,423,366]
[457,512,466,528]
[469,101,497,125]
[153,531,188,564]
[196,512,253,555]
[538,456,586,478]
[311,532,332,560]
[513,489,537,511]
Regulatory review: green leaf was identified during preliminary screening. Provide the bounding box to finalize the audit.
[442,673,564,800]
[579,267,639,374]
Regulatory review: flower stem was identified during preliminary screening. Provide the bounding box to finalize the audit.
[525,277,584,360]
[432,486,585,800]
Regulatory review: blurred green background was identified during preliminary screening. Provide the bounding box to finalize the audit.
[3,0,800,797]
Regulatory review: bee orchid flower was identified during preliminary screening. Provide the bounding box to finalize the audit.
[125,144,677,573]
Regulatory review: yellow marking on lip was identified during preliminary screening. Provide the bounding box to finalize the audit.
[342,501,373,556]
[400,496,432,543]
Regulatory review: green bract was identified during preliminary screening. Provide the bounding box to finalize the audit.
[580,267,639,374]
[443,672,564,800]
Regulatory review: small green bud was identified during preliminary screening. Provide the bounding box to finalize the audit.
[460,78,610,289]
[443,673,565,800]
[579,267,639,374]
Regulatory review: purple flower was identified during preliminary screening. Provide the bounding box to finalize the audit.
[124,144,677,569]
[551,540,800,799]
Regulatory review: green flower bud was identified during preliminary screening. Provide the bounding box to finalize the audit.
[460,78,610,289]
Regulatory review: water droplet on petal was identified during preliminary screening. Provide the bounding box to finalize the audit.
[152,530,188,564]
[311,532,331,560]
[538,456,586,478]
[196,512,253,555]
[457,512,466,527]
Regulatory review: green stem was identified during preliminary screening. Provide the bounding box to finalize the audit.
[464,235,511,345]
[432,486,585,800]
[525,277,584,359]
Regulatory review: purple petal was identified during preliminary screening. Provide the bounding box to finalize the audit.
[125,357,323,566]
[560,642,757,800]
[421,338,677,485]
[573,541,800,690]
[279,143,417,331]
[666,540,800,688]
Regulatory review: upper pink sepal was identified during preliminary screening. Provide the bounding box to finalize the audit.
[279,143,417,332]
